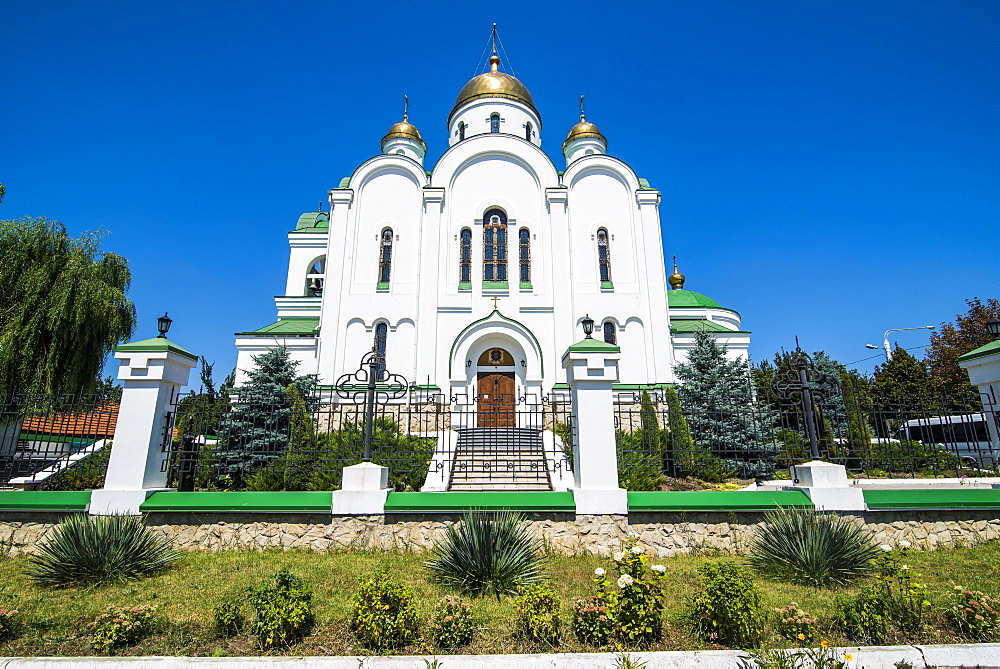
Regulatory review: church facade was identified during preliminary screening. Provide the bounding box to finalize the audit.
[234,52,749,396]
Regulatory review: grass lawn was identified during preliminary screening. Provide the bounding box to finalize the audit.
[1,542,998,657]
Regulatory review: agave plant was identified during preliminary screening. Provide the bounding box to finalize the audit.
[26,513,181,586]
[424,509,545,597]
[747,505,880,587]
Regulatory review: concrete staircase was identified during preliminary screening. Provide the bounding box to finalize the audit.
[447,428,553,491]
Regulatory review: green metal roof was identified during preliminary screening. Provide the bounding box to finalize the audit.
[385,491,576,513]
[628,490,813,512]
[336,177,351,189]
[667,289,722,309]
[115,337,198,360]
[638,178,652,189]
[670,319,749,334]
[958,339,1000,363]
[236,318,320,336]
[566,339,621,354]
[140,491,332,513]
[294,211,329,231]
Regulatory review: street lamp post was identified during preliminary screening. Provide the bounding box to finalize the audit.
[866,325,935,361]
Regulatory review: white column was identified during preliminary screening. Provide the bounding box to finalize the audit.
[89,339,197,515]
[959,343,1000,453]
[561,339,628,515]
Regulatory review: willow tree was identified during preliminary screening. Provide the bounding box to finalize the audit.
[0,217,136,397]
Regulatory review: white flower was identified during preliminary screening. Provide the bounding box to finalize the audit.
[613,551,626,562]
[617,574,634,589]
[901,564,910,570]
[651,564,666,574]
[898,540,912,549]
[631,545,645,555]
[594,568,605,577]
[880,544,893,551]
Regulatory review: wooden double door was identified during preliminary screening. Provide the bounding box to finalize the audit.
[477,372,516,428]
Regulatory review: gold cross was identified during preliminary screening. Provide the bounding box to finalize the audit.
[491,296,501,310]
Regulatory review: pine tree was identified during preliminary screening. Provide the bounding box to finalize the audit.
[674,332,777,479]
[215,347,317,487]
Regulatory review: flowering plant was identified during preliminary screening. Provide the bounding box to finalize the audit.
[744,640,854,668]
[774,602,818,644]
[591,539,668,646]
[430,595,475,649]
[947,586,1000,640]
[0,608,20,641]
[571,596,611,646]
[86,605,157,652]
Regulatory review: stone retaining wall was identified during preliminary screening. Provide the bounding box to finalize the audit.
[2,510,999,557]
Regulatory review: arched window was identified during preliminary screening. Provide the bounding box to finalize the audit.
[458,121,466,141]
[459,228,472,284]
[379,229,393,284]
[525,122,532,141]
[490,114,500,133]
[483,209,507,282]
[306,256,325,296]
[373,322,388,380]
[518,228,530,284]
[603,321,617,345]
[597,228,612,283]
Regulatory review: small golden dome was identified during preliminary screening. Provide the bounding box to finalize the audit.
[450,54,537,121]
[669,256,686,290]
[563,114,607,150]
[381,114,425,150]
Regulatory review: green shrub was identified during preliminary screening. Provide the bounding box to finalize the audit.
[213,598,244,637]
[429,595,475,649]
[684,561,765,648]
[349,568,419,649]
[26,513,180,586]
[85,604,157,652]
[946,586,1000,640]
[571,595,611,646]
[0,608,21,641]
[514,584,560,645]
[592,540,668,646]
[774,602,819,644]
[424,510,545,597]
[246,570,313,649]
[836,587,893,644]
[747,506,880,587]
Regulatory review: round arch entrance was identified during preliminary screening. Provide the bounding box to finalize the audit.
[476,347,515,427]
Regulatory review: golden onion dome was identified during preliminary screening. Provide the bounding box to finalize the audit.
[668,256,686,290]
[450,54,537,121]
[381,114,426,150]
[563,114,607,150]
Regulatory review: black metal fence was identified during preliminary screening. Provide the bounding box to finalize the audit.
[614,352,1000,487]
[0,392,117,489]
[163,352,575,493]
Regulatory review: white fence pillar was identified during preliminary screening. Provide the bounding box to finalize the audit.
[90,338,197,515]
[561,339,628,515]
[959,340,1000,454]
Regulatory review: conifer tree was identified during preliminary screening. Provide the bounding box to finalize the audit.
[674,332,777,479]
[215,347,317,486]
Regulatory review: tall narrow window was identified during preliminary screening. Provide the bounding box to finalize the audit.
[458,122,466,141]
[490,114,500,133]
[519,228,530,284]
[597,228,612,283]
[603,321,617,345]
[373,322,388,380]
[459,228,472,284]
[483,209,507,282]
[525,122,532,141]
[306,256,325,296]
[379,229,393,284]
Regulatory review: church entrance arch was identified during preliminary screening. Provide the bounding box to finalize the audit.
[476,347,516,427]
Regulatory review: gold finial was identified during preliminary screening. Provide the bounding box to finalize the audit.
[669,255,686,290]
[580,95,586,121]
[489,23,500,71]
[491,296,501,310]
[403,94,409,122]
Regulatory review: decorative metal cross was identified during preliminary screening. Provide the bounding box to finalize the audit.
[491,296,501,309]
[334,348,409,462]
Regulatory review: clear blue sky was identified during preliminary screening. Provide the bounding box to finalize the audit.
[3,1,998,380]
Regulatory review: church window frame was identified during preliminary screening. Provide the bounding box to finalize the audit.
[459,227,472,288]
[525,122,532,141]
[373,321,388,380]
[482,209,508,285]
[490,113,500,133]
[458,121,466,141]
[306,255,325,297]
[518,227,531,287]
[597,227,613,287]
[378,228,393,288]
[603,321,617,345]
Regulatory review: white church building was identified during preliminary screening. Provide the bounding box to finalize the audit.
[234,49,749,399]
